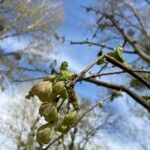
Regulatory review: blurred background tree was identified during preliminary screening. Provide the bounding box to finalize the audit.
[1,94,149,150]
[0,0,64,149]
[0,0,63,83]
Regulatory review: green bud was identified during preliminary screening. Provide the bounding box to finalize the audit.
[97,58,106,65]
[60,61,68,71]
[36,124,52,144]
[31,81,53,102]
[99,101,104,108]
[39,102,58,122]
[63,111,78,127]
[55,124,70,134]
[52,81,68,100]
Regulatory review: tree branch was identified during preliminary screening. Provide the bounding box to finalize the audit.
[70,40,136,54]
[76,95,111,125]
[70,55,104,86]
[13,77,44,82]
[107,14,150,62]
[87,69,150,78]
[83,78,150,111]
[104,54,150,89]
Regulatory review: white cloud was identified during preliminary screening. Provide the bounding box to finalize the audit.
[50,52,85,73]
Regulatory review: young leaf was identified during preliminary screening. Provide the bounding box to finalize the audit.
[58,70,75,82]
[97,58,106,65]
[107,45,127,65]
[60,61,68,71]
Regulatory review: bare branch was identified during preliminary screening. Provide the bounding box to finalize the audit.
[13,77,44,82]
[70,55,104,86]
[104,54,150,88]
[76,95,111,125]
[17,67,49,75]
[123,2,149,38]
[106,14,150,62]
[83,78,150,111]
[70,40,136,54]
[87,69,150,78]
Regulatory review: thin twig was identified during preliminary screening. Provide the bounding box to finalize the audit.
[43,96,111,150]
[70,40,136,54]
[70,55,104,86]
[14,77,44,82]
[70,40,114,50]
[86,69,150,78]
[83,78,150,111]
[76,95,111,125]
[107,14,150,62]
[17,67,49,74]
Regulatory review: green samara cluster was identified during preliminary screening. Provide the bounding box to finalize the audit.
[26,61,79,144]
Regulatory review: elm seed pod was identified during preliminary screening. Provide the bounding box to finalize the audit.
[36,123,52,144]
[31,81,53,102]
[63,111,78,127]
[43,75,56,82]
[52,81,68,100]
[55,124,70,134]
[39,102,58,122]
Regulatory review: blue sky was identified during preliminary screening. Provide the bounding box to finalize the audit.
[51,0,103,100]
[52,0,130,100]
[53,1,150,149]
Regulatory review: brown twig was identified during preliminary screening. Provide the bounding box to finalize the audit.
[83,78,150,111]
[70,40,114,50]
[76,95,111,125]
[17,67,49,74]
[86,69,150,78]
[107,14,150,62]
[13,77,44,82]
[70,55,104,86]
[70,40,136,54]
[104,54,150,89]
